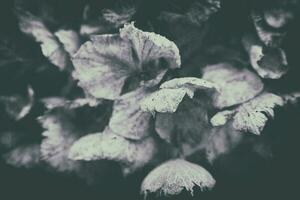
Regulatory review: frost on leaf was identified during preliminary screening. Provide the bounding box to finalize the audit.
[72,23,181,100]
[69,128,157,175]
[202,63,264,108]
[17,11,70,70]
[141,159,216,196]
[141,77,218,114]
[232,93,284,135]
[0,86,34,120]
[109,88,152,140]
[3,144,40,168]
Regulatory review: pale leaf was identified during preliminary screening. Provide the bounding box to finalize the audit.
[72,23,180,100]
[202,63,264,108]
[141,159,215,196]
[109,87,152,140]
[69,128,157,175]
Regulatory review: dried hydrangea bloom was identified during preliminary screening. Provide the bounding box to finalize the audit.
[69,127,157,175]
[72,22,180,100]
[141,159,215,196]
[202,62,264,108]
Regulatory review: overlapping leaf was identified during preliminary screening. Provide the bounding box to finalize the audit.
[72,23,181,100]
[202,62,264,108]
[69,127,157,175]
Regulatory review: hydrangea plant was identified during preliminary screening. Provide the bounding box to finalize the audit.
[0,0,300,199]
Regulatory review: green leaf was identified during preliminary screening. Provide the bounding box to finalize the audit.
[72,23,181,100]
[141,159,215,196]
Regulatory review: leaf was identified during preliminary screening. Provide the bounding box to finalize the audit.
[17,11,69,70]
[155,97,212,151]
[199,125,243,163]
[202,63,264,108]
[102,6,136,29]
[141,159,215,196]
[41,97,101,110]
[3,144,40,168]
[243,34,289,79]
[232,93,284,135]
[38,102,110,172]
[55,29,81,56]
[69,127,157,175]
[109,87,152,140]
[210,110,236,127]
[38,109,82,172]
[72,22,181,100]
[141,77,218,114]
[251,11,286,47]
[210,93,284,135]
[0,86,34,120]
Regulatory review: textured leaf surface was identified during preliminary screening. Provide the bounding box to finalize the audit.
[109,87,152,140]
[141,159,215,196]
[141,77,218,114]
[202,63,264,108]
[38,109,82,172]
[232,93,284,135]
[72,23,180,100]
[69,128,157,175]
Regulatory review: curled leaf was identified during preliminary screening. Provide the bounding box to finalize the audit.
[0,86,34,120]
[17,11,69,70]
[251,11,286,47]
[72,23,180,100]
[69,128,157,175]
[141,159,215,196]
[247,42,288,79]
[202,63,264,108]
